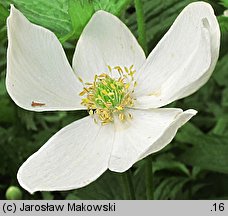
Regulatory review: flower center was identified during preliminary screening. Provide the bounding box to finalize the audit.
[79,65,137,125]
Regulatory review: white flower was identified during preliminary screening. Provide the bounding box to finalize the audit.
[6,2,220,193]
[224,9,228,17]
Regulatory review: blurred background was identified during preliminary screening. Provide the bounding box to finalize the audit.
[0,0,228,200]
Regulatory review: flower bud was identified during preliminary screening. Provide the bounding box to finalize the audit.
[5,186,23,200]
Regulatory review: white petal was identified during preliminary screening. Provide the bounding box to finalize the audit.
[139,109,197,160]
[109,108,197,172]
[6,5,84,111]
[134,2,220,109]
[17,116,114,193]
[72,10,146,82]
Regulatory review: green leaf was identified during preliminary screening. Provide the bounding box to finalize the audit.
[154,176,189,199]
[0,3,9,25]
[175,122,203,144]
[6,0,71,38]
[41,192,54,200]
[213,54,228,87]
[17,109,37,131]
[61,0,131,42]
[7,0,131,42]
[62,171,124,200]
[153,160,190,176]
[180,135,228,174]
[218,15,228,32]
[0,76,7,96]
[126,0,195,51]
[220,0,228,8]
[222,87,228,107]
[0,97,15,124]
[93,0,131,16]
[212,117,228,136]
[67,0,94,39]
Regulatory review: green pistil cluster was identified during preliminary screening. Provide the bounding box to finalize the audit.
[79,65,136,125]
[94,76,126,110]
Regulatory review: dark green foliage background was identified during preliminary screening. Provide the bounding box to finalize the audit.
[0,0,228,200]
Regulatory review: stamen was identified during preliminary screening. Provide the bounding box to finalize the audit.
[119,113,126,121]
[79,65,136,125]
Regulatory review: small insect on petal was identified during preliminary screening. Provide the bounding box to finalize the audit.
[31,101,46,107]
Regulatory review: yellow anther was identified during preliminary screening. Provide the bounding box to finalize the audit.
[129,64,134,70]
[79,89,87,96]
[101,90,108,95]
[125,83,130,89]
[102,80,108,85]
[105,102,112,108]
[89,110,94,115]
[128,113,133,119]
[99,73,108,78]
[116,81,124,87]
[110,83,116,89]
[116,106,123,111]
[90,105,96,109]
[119,113,126,121]
[82,98,90,103]
[78,77,84,83]
[87,93,94,99]
[114,66,123,74]
[108,65,112,72]
[129,70,136,76]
